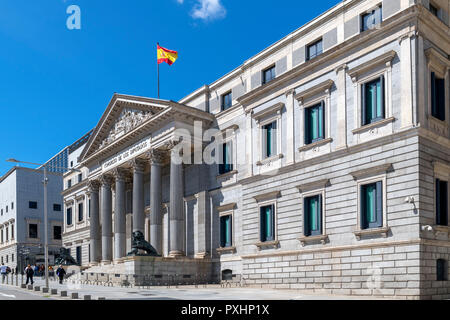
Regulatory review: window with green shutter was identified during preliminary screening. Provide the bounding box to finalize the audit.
[431,72,446,121]
[219,141,233,175]
[220,215,232,248]
[361,182,383,229]
[260,205,275,242]
[304,195,323,236]
[362,76,385,126]
[262,121,277,158]
[436,179,448,226]
[304,102,325,145]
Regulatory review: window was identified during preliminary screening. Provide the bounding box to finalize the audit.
[78,173,82,183]
[70,161,73,167]
[88,199,91,218]
[67,207,73,226]
[11,202,13,210]
[221,91,232,111]
[436,179,448,226]
[53,204,62,212]
[5,227,8,241]
[76,246,82,265]
[431,72,446,121]
[6,255,8,263]
[360,182,383,229]
[362,76,385,125]
[67,179,72,189]
[11,254,14,262]
[361,5,382,32]
[219,141,233,175]
[29,201,37,209]
[260,204,275,242]
[262,121,277,159]
[78,202,84,222]
[437,259,448,281]
[304,102,325,145]
[5,205,8,213]
[304,195,323,236]
[429,3,439,17]
[220,215,233,248]
[307,39,323,61]
[1,209,2,216]
[0,230,3,243]
[53,226,62,240]
[262,66,275,84]
[29,224,38,239]
[11,224,14,239]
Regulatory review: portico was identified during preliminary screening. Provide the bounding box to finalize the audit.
[78,95,215,265]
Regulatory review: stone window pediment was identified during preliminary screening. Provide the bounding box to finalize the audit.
[253,191,281,203]
[349,163,393,181]
[348,50,396,82]
[252,103,284,122]
[294,80,334,103]
[425,48,450,77]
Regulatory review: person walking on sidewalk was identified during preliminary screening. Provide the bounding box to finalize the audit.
[25,264,34,285]
[0,264,7,282]
[56,265,66,284]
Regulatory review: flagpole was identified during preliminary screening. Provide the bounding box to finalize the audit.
[157,43,160,99]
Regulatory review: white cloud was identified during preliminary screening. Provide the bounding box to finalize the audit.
[190,0,226,21]
[176,0,184,4]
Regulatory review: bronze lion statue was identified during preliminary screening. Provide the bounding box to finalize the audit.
[127,231,160,256]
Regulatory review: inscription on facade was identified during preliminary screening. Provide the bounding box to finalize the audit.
[102,137,151,172]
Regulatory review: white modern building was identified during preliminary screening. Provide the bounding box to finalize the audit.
[62,0,449,299]
[0,167,63,271]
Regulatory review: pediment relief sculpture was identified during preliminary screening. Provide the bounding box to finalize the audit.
[99,108,154,150]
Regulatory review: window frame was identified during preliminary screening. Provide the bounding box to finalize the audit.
[219,140,234,175]
[262,65,276,85]
[306,38,323,61]
[219,214,233,248]
[29,201,38,209]
[66,206,73,226]
[221,91,233,111]
[361,75,386,126]
[304,101,326,145]
[78,202,84,222]
[356,174,387,233]
[430,71,446,122]
[437,259,448,281]
[53,225,62,240]
[29,223,38,239]
[259,203,276,243]
[360,5,383,33]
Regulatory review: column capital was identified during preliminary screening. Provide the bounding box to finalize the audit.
[128,158,146,173]
[112,167,129,182]
[147,149,166,165]
[99,174,114,187]
[87,179,101,192]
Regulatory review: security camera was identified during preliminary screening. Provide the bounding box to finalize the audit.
[421,225,433,232]
[404,196,415,204]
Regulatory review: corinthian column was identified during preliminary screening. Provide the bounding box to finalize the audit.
[87,180,101,264]
[169,143,185,257]
[148,149,165,255]
[113,168,128,260]
[100,174,114,263]
[130,158,146,235]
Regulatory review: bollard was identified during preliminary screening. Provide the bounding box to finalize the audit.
[51,289,58,295]
[83,295,91,300]
[98,297,106,300]
[60,291,67,297]
[21,284,26,289]
[27,285,33,290]
[71,292,78,299]
[42,287,49,293]
[34,286,41,291]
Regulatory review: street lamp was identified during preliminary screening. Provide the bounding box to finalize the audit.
[6,158,80,289]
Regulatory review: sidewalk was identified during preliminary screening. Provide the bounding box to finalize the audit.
[5,277,391,300]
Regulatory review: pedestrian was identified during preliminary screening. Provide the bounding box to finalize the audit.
[25,264,34,285]
[56,265,66,284]
[0,263,7,282]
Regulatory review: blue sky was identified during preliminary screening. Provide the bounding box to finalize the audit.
[0,0,339,176]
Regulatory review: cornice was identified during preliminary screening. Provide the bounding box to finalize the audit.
[253,190,281,203]
[251,102,285,120]
[297,179,330,193]
[349,163,393,180]
[216,203,237,212]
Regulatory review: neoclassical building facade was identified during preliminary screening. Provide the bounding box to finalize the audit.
[62,0,450,299]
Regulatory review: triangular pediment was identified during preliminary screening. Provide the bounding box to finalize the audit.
[80,94,170,162]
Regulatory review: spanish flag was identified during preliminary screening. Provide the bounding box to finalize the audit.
[157,44,178,66]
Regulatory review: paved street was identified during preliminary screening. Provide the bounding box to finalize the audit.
[0,285,54,300]
[0,277,390,300]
